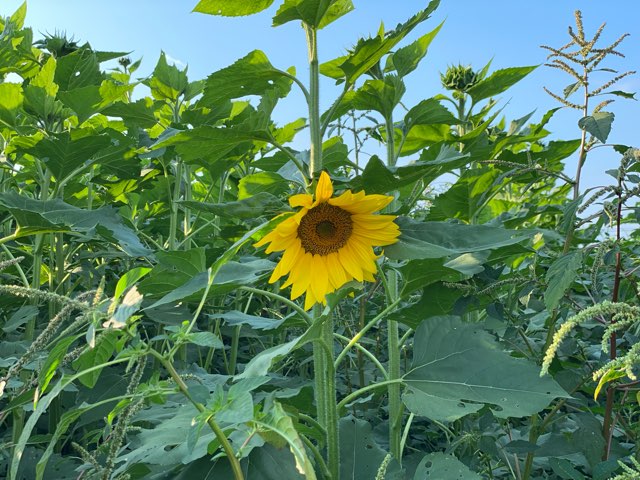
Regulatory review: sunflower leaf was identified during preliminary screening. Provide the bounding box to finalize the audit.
[404,316,569,422]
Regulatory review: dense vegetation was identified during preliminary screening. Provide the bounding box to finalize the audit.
[0,1,639,478]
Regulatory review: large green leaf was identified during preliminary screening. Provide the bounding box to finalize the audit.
[466,65,537,102]
[413,453,481,480]
[356,145,468,194]
[143,258,273,308]
[0,192,150,256]
[54,47,103,90]
[403,316,569,422]
[153,124,270,168]
[339,417,402,480]
[201,50,292,107]
[404,98,460,131]
[148,51,188,101]
[272,0,354,28]
[337,0,440,84]
[578,112,614,143]
[544,251,583,311]
[387,21,443,77]
[350,75,405,118]
[25,130,112,181]
[180,192,288,219]
[193,0,275,16]
[257,401,317,480]
[0,83,23,127]
[394,284,462,328]
[72,331,120,388]
[385,217,532,260]
[398,258,464,297]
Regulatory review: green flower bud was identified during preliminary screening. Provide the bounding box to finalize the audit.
[440,64,480,93]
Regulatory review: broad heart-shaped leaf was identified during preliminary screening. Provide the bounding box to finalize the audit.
[201,50,293,107]
[544,251,583,311]
[273,0,354,29]
[386,21,443,78]
[398,258,464,297]
[54,47,103,91]
[337,0,440,84]
[413,453,481,480]
[193,0,275,16]
[578,112,614,143]
[101,98,158,128]
[466,65,537,103]
[385,216,532,260]
[25,130,112,182]
[56,85,102,124]
[350,74,405,118]
[339,418,402,480]
[404,98,460,131]
[153,124,271,169]
[403,316,569,422]
[0,192,150,257]
[180,192,288,219]
[148,51,188,101]
[355,145,469,195]
[394,284,462,329]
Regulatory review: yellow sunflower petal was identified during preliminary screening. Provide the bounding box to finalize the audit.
[363,269,376,282]
[347,238,378,274]
[352,214,398,229]
[289,193,313,208]
[269,239,302,283]
[326,252,348,291]
[315,171,334,203]
[289,252,313,300]
[330,190,393,214]
[310,254,330,303]
[338,243,364,282]
[352,227,400,246]
[304,290,317,310]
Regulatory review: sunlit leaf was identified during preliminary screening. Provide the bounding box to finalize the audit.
[193,0,275,16]
[466,65,537,102]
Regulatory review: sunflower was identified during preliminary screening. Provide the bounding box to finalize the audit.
[255,171,400,310]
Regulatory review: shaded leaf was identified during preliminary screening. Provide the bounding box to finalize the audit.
[386,217,532,260]
[413,453,481,480]
[403,316,569,422]
[544,252,582,311]
[0,192,150,256]
[339,417,402,480]
[578,112,614,143]
[273,0,354,29]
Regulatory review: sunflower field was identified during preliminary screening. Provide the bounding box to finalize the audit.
[1,1,639,479]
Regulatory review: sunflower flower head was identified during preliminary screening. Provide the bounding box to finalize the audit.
[255,171,400,310]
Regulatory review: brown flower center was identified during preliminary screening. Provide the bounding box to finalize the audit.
[298,203,353,256]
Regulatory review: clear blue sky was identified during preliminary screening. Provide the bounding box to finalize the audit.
[3,1,640,191]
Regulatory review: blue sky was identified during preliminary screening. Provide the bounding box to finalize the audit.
[3,1,640,191]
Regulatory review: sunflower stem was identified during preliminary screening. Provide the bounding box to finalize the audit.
[304,23,321,180]
[384,112,403,461]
